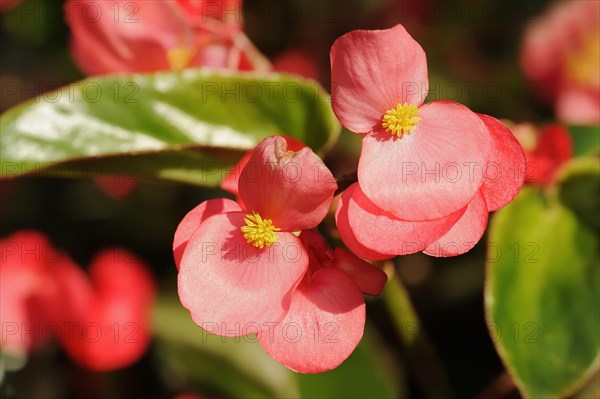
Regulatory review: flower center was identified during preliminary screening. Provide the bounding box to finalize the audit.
[382,103,422,138]
[167,45,195,70]
[240,211,281,249]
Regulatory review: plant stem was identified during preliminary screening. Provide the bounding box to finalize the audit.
[383,272,455,399]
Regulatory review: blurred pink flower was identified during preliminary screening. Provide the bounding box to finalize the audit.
[56,249,155,371]
[0,231,64,356]
[330,25,526,258]
[521,0,600,125]
[64,0,268,75]
[0,231,155,370]
[512,122,573,187]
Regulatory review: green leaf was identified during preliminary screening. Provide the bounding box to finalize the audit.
[0,70,340,185]
[152,294,299,398]
[485,187,600,398]
[556,156,600,233]
[567,125,600,157]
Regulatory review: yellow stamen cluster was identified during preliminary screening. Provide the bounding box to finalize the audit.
[240,211,281,249]
[382,103,422,138]
[167,45,195,70]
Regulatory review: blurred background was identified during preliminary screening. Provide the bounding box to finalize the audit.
[0,1,598,398]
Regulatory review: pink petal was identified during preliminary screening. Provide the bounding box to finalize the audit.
[220,136,306,197]
[173,198,241,269]
[478,114,526,211]
[258,268,365,373]
[338,183,464,256]
[520,0,600,99]
[358,101,491,221]
[238,136,337,232]
[68,14,141,75]
[76,299,151,371]
[519,6,563,92]
[0,231,64,354]
[328,248,388,296]
[88,249,155,307]
[177,0,242,27]
[220,151,253,197]
[298,229,335,274]
[193,44,231,69]
[54,259,94,321]
[330,24,428,134]
[65,0,193,74]
[178,212,309,336]
[335,191,395,261]
[56,249,155,371]
[556,88,600,126]
[298,229,387,295]
[423,190,488,257]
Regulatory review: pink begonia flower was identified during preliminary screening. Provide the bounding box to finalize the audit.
[0,232,155,370]
[336,114,526,259]
[56,249,155,371]
[521,0,600,125]
[175,136,337,337]
[258,229,386,373]
[64,0,268,75]
[330,26,525,258]
[0,231,64,356]
[511,122,573,187]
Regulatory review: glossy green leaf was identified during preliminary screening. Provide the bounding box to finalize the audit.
[485,187,600,398]
[567,125,600,156]
[0,69,340,185]
[152,294,299,398]
[557,156,600,233]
